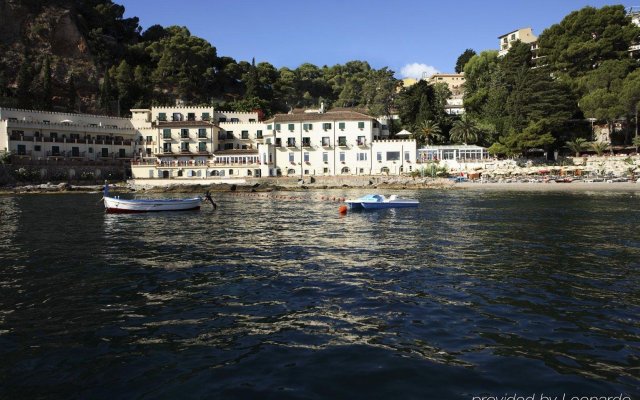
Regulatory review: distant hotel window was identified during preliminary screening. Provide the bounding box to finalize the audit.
[256,130,263,139]
[181,142,189,152]
[163,129,171,139]
[275,124,281,131]
[302,137,311,147]
[338,136,347,146]
[386,151,400,161]
[287,138,296,147]
[226,131,234,140]
[323,123,331,130]
[146,135,153,142]
[241,130,249,139]
[304,152,310,162]
[303,123,313,130]
[358,122,365,129]
[119,149,126,158]
[199,142,207,152]
[289,152,295,163]
[377,152,382,161]
[405,151,411,161]
[322,137,330,147]
[181,129,189,138]
[357,152,367,161]
[158,113,167,121]
[288,124,294,131]
[202,112,210,121]
[198,129,207,138]
[340,152,346,162]
[323,152,328,163]
[339,122,345,130]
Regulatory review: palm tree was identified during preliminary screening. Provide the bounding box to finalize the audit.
[415,120,444,146]
[450,116,480,144]
[633,136,640,153]
[565,138,589,157]
[590,141,610,156]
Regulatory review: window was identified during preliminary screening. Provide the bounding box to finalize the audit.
[357,136,366,145]
[322,137,330,147]
[377,152,382,161]
[146,136,153,142]
[202,112,210,121]
[302,137,311,147]
[386,151,400,161]
[267,124,273,130]
[275,123,281,131]
[338,136,347,146]
[218,117,227,123]
[275,138,282,147]
[405,151,411,161]
[172,113,182,121]
[163,143,171,152]
[101,148,108,157]
[373,121,378,128]
[181,129,189,138]
[226,131,234,140]
[357,152,367,161]
[340,152,345,162]
[289,152,295,163]
[323,152,328,163]
[304,152,310,162]
[224,143,234,150]
[323,123,331,130]
[287,138,296,147]
[34,145,41,152]
[241,130,249,139]
[181,142,189,152]
[17,144,26,155]
[199,142,207,152]
[303,123,313,130]
[71,147,80,157]
[198,129,207,138]
[358,122,365,129]
[323,167,329,173]
[338,122,345,130]
[51,146,60,156]
[288,124,294,131]
[119,149,126,158]
[163,129,171,139]
[187,113,195,121]
[158,113,167,121]
[256,130,263,139]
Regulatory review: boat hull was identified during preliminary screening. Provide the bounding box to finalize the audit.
[104,196,202,213]
[345,194,419,210]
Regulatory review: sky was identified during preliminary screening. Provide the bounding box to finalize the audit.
[117,0,625,79]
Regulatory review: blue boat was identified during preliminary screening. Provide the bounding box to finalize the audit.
[345,194,419,210]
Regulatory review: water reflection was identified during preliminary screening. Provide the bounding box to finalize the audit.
[0,190,639,397]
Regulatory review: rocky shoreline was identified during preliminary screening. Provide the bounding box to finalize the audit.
[0,178,457,195]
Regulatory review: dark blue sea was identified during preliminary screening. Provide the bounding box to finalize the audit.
[0,189,639,399]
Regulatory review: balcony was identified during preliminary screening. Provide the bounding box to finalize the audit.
[180,135,190,141]
[357,139,367,147]
[338,141,348,147]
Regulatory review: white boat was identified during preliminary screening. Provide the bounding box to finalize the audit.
[102,183,215,213]
[344,194,419,210]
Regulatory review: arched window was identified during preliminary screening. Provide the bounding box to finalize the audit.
[211,170,220,176]
[381,167,390,174]
[247,170,252,176]
[287,168,296,175]
[341,166,350,174]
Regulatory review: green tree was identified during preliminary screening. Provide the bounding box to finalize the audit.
[16,58,33,109]
[537,5,640,78]
[450,116,481,144]
[66,75,77,113]
[566,138,589,156]
[590,141,610,156]
[414,119,443,146]
[455,49,476,74]
[99,68,115,114]
[115,60,134,116]
[244,57,259,99]
[579,88,625,143]
[632,135,640,152]
[41,57,52,110]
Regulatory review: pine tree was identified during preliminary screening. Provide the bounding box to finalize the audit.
[41,57,52,110]
[16,58,33,109]
[99,69,114,114]
[66,75,77,113]
[244,57,259,99]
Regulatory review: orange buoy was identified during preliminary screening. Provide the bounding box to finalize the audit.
[338,205,348,214]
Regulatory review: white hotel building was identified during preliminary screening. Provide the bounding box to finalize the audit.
[1,106,416,180]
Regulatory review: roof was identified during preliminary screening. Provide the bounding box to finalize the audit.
[156,121,218,128]
[265,110,376,123]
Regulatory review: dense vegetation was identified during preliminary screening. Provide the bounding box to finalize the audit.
[1,1,640,154]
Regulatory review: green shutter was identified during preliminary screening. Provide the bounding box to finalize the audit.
[275,124,281,130]
[339,122,345,130]
[358,122,364,129]
[288,124,294,131]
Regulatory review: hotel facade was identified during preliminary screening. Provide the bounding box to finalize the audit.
[1,106,416,181]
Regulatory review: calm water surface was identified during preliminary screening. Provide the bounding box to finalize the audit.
[0,189,639,399]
